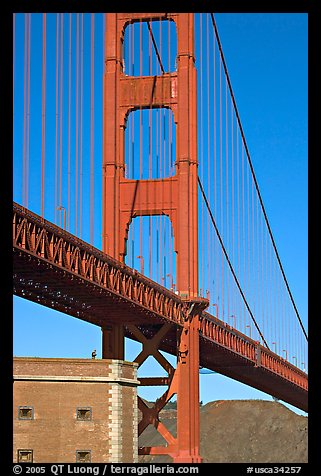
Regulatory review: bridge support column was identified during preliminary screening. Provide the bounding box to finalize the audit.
[128,299,207,463]
[174,315,201,463]
[102,324,124,360]
[103,12,204,463]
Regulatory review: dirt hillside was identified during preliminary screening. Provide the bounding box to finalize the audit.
[138,400,308,463]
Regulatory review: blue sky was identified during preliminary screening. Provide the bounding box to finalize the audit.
[13,13,308,415]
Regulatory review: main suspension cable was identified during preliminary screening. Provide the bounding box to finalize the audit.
[210,13,307,341]
[198,176,269,349]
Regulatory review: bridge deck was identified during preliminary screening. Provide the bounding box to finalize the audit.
[13,202,308,412]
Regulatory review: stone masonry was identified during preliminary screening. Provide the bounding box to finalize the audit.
[13,357,139,463]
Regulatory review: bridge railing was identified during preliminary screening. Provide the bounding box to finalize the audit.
[195,13,308,376]
[200,312,308,391]
[13,202,187,326]
[13,13,308,381]
[13,201,308,393]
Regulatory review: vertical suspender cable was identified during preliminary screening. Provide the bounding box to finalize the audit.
[268,228,272,345]
[236,128,240,331]
[13,14,16,128]
[255,183,259,334]
[241,145,246,329]
[75,14,79,235]
[269,232,274,344]
[277,249,281,352]
[257,201,261,342]
[148,25,152,278]
[59,14,64,221]
[161,19,166,286]
[67,13,72,231]
[23,13,31,208]
[264,212,268,342]
[26,14,31,209]
[102,13,106,246]
[273,243,278,353]
[231,99,235,326]
[163,19,167,286]
[210,13,307,342]
[251,166,255,326]
[41,13,47,217]
[156,90,160,282]
[55,14,59,223]
[22,14,27,206]
[225,77,229,323]
[261,197,265,340]
[198,176,269,348]
[23,14,27,206]
[147,18,165,282]
[168,19,173,288]
[219,51,224,320]
[247,151,251,334]
[200,14,204,296]
[159,18,163,286]
[90,13,95,244]
[280,265,284,356]
[147,19,172,285]
[139,20,143,272]
[130,21,134,267]
[149,20,152,278]
[213,26,218,313]
[196,15,269,345]
[13,13,16,200]
[206,14,210,302]
[236,124,239,312]
[79,13,84,238]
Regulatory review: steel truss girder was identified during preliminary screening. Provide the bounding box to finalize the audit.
[13,202,308,400]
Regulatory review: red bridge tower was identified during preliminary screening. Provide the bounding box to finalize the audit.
[102,13,206,462]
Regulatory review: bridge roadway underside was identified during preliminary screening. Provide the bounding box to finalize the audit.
[13,247,308,413]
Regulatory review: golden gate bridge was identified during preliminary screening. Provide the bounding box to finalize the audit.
[13,13,308,462]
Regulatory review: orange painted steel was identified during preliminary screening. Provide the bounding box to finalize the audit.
[12,13,308,462]
[13,202,188,327]
[12,203,308,394]
[103,13,198,299]
[103,13,203,461]
[13,201,308,410]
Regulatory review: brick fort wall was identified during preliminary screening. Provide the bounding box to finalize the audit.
[13,357,139,463]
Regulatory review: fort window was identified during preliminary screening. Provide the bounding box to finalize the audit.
[17,449,33,463]
[76,450,91,463]
[18,406,34,420]
[76,407,92,421]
